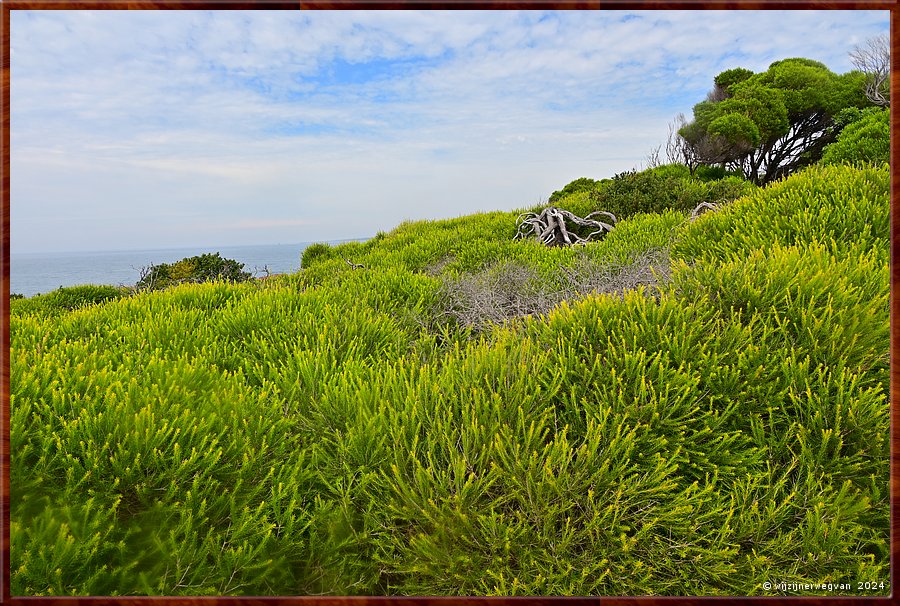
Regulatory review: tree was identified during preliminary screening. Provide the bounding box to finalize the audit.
[849,34,889,107]
[679,58,868,185]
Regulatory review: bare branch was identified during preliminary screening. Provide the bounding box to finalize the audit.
[666,113,706,176]
[645,144,662,169]
[689,201,721,221]
[850,34,890,107]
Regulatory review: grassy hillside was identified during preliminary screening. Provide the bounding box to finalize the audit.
[9,163,890,596]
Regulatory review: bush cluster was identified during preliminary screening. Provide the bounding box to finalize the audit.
[588,168,753,220]
[135,252,251,292]
[300,242,335,268]
[548,177,603,203]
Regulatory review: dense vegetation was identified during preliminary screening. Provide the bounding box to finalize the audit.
[678,58,868,184]
[10,158,890,595]
[135,252,253,291]
[820,107,890,166]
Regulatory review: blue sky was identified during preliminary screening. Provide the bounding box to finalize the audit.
[10,9,890,254]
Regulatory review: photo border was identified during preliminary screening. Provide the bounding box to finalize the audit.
[0,1,896,603]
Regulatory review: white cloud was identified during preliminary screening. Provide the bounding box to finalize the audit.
[10,9,890,253]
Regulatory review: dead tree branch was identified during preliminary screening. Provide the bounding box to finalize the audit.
[689,201,721,221]
[515,207,616,247]
[850,34,890,107]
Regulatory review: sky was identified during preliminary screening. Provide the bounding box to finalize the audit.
[9,9,890,254]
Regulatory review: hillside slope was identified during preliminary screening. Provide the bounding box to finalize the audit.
[10,163,890,596]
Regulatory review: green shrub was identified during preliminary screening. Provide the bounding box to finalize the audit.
[135,253,251,291]
[548,177,601,203]
[704,175,755,203]
[673,163,889,264]
[820,107,889,166]
[648,163,691,179]
[11,284,126,316]
[300,242,334,268]
[589,168,753,220]
[11,494,141,595]
[693,165,744,182]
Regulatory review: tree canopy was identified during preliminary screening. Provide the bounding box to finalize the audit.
[678,58,869,184]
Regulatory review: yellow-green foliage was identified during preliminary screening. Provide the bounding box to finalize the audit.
[10,164,889,596]
[168,259,197,281]
[11,284,127,316]
[820,108,889,167]
[671,163,889,265]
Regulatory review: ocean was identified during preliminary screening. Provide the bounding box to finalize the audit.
[10,239,366,298]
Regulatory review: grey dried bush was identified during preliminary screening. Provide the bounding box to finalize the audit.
[689,201,720,221]
[560,248,672,298]
[422,254,458,277]
[437,262,555,331]
[437,248,672,331]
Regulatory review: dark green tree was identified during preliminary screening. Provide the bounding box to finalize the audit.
[679,58,869,184]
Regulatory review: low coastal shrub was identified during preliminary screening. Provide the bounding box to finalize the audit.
[300,242,334,268]
[588,169,754,221]
[548,176,602,203]
[10,284,126,316]
[672,163,889,264]
[135,252,251,291]
[9,164,889,596]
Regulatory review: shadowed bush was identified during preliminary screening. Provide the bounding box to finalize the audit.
[589,169,754,221]
[135,252,252,292]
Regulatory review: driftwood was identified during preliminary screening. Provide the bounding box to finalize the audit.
[515,206,617,246]
[689,201,721,221]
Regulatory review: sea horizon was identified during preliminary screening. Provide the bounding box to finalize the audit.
[10,237,369,298]
[11,236,371,258]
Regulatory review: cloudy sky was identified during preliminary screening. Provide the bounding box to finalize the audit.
[10,9,889,254]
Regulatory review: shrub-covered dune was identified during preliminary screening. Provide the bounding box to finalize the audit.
[10,163,890,596]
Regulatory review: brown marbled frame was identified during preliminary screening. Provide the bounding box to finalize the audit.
[0,1,895,603]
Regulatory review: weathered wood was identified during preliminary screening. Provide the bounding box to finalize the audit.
[515,206,616,246]
[689,201,720,221]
